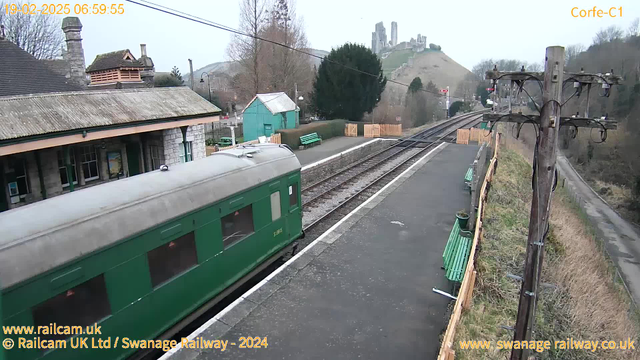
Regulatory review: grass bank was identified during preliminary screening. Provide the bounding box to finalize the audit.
[453,148,639,360]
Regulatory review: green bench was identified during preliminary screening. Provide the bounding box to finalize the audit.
[300,132,322,147]
[442,219,473,283]
[464,167,473,193]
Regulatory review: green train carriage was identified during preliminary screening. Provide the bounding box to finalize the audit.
[0,144,303,360]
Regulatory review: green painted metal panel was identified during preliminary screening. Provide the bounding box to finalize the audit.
[0,282,4,360]
[195,221,223,262]
[105,256,152,312]
[2,170,302,360]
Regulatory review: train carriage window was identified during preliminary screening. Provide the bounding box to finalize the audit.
[221,205,254,248]
[271,192,281,221]
[289,183,298,208]
[32,274,111,341]
[148,232,198,287]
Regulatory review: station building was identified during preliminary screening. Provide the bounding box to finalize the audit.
[0,17,220,212]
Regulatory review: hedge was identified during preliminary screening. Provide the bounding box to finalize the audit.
[277,120,347,148]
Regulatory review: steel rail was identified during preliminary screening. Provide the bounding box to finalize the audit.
[301,111,485,199]
[303,114,484,232]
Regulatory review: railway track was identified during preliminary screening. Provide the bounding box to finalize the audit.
[137,111,484,360]
[301,111,484,234]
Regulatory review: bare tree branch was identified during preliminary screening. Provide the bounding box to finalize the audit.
[0,1,64,59]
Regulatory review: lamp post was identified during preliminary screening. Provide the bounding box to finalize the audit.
[199,72,213,103]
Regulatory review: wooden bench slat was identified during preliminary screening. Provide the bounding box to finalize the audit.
[300,132,322,146]
[443,219,473,283]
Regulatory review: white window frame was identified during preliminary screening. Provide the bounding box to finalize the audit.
[179,142,193,163]
[270,192,281,221]
[149,145,164,170]
[57,150,78,187]
[14,159,29,197]
[80,145,99,181]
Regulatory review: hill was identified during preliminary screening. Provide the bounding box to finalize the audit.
[184,49,329,87]
[382,49,473,99]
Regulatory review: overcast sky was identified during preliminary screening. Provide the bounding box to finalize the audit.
[29,0,640,73]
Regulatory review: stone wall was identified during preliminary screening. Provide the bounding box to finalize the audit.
[163,124,206,166]
[301,139,396,187]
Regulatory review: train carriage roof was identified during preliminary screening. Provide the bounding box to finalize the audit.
[0,144,300,290]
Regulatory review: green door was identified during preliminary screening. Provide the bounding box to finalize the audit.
[264,124,273,137]
[126,143,141,176]
[0,163,7,212]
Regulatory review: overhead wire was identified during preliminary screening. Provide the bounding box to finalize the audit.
[125,0,461,99]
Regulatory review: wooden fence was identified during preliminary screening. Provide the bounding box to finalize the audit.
[469,128,491,144]
[364,124,381,138]
[437,132,500,360]
[379,124,402,136]
[362,124,402,138]
[345,124,358,137]
[456,129,470,144]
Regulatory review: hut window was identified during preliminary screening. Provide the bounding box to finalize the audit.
[80,145,99,181]
[57,150,78,187]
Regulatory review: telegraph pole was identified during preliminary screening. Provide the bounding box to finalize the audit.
[483,47,621,360]
[509,46,564,360]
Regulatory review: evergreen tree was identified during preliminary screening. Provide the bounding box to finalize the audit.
[408,77,423,93]
[170,66,184,83]
[312,43,386,121]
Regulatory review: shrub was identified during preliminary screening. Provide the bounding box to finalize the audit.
[276,119,346,148]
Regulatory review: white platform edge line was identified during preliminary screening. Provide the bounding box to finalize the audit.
[160,142,447,359]
[301,138,398,171]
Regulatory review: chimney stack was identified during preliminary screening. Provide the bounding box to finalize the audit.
[61,17,87,88]
[138,43,155,87]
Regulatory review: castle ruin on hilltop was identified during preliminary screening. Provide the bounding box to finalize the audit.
[371,21,428,55]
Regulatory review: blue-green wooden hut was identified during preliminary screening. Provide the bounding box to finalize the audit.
[242,92,298,141]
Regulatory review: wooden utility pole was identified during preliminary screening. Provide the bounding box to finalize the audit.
[484,47,621,360]
[509,46,564,360]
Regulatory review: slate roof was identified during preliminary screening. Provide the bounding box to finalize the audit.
[243,92,297,115]
[0,87,221,141]
[41,59,69,77]
[0,39,82,97]
[86,49,144,72]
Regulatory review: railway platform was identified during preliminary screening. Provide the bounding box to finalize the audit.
[164,143,479,360]
[294,136,374,166]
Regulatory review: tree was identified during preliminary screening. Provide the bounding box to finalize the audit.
[312,43,386,121]
[0,1,64,59]
[593,25,623,45]
[628,18,639,38]
[170,66,184,83]
[564,44,585,69]
[455,73,478,102]
[449,101,464,117]
[476,83,490,106]
[260,0,312,99]
[408,77,423,93]
[154,75,183,87]
[227,0,268,97]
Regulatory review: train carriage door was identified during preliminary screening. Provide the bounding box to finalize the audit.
[287,175,301,239]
